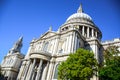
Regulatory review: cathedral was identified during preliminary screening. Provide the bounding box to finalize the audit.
[1,4,120,80]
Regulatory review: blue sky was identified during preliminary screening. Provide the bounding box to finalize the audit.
[0,0,120,63]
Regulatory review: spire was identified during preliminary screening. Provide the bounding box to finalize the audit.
[77,3,83,13]
[18,36,23,42]
[9,36,23,54]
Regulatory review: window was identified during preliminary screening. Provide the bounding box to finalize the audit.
[58,49,63,53]
[65,27,68,30]
[62,28,64,31]
[43,42,49,51]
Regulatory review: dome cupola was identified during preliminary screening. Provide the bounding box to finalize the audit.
[60,4,102,40]
[66,4,92,22]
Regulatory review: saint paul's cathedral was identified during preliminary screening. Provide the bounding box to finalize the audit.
[1,4,120,80]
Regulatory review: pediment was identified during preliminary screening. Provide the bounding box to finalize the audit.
[40,31,56,39]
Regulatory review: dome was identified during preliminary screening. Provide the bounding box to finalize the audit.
[66,12,92,21]
[66,4,92,21]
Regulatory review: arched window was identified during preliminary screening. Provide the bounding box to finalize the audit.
[43,42,49,51]
[53,64,59,79]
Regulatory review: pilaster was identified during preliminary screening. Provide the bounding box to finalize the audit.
[82,26,84,36]
[92,29,94,37]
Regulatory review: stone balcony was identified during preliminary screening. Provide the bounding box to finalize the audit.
[30,49,51,56]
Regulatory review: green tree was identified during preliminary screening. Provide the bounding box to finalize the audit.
[99,46,120,80]
[58,48,97,80]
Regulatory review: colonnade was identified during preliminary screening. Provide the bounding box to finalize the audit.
[80,26,99,38]
[62,25,101,39]
[22,58,49,80]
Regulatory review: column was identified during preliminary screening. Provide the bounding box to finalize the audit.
[7,71,11,80]
[92,29,94,37]
[95,32,97,38]
[82,26,84,36]
[28,58,36,80]
[46,61,54,80]
[54,38,59,54]
[87,27,89,38]
[41,61,49,80]
[23,60,31,80]
[31,68,36,80]
[35,59,43,80]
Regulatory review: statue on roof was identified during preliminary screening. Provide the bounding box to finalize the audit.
[9,36,23,54]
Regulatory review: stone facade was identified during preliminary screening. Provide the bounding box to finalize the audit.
[16,5,120,80]
[1,37,25,80]
[102,38,120,50]
[1,4,120,80]
[17,5,103,80]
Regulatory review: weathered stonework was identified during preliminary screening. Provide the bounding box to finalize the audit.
[1,4,120,80]
[17,4,120,80]
[1,37,25,80]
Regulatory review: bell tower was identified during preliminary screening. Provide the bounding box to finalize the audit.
[1,36,24,80]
